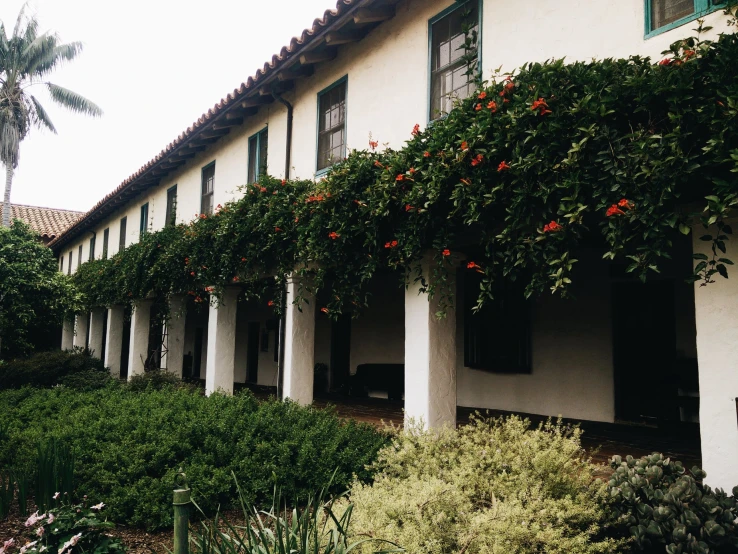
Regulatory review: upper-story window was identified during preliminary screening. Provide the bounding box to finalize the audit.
[201,162,215,215]
[77,244,82,271]
[59,255,64,273]
[88,233,96,261]
[429,1,480,121]
[102,228,109,259]
[166,185,178,227]
[248,128,268,183]
[646,0,723,35]
[140,203,149,236]
[119,216,127,252]
[67,251,72,275]
[317,77,347,173]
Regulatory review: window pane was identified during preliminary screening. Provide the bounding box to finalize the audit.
[430,2,479,121]
[119,217,127,251]
[258,129,268,177]
[247,136,258,183]
[201,164,215,214]
[317,80,347,171]
[102,229,109,259]
[651,0,695,30]
[68,251,72,275]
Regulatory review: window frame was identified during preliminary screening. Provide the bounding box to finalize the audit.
[88,232,96,262]
[102,228,109,260]
[201,161,216,215]
[59,255,64,273]
[315,75,348,176]
[77,244,83,271]
[67,251,72,275]
[140,203,149,237]
[644,0,723,38]
[119,216,127,252]
[427,0,484,122]
[166,185,178,227]
[247,127,269,184]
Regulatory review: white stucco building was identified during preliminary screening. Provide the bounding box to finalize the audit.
[50,0,738,491]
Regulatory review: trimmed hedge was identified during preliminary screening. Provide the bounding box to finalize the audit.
[0,386,388,531]
[0,349,109,390]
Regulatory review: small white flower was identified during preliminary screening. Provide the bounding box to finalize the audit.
[90,503,105,511]
[46,514,55,525]
[52,493,60,500]
[69,534,81,547]
[24,512,45,528]
[34,528,44,538]
[40,547,47,553]
[19,540,37,554]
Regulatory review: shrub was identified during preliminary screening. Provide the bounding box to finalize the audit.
[608,453,738,553]
[21,500,125,554]
[0,350,108,390]
[0,387,389,531]
[341,415,625,554]
[58,370,116,391]
[126,370,186,391]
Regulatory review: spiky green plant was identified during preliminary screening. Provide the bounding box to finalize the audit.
[0,5,102,227]
[35,437,74,512]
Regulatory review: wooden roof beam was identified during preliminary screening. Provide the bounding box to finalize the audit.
[324,30,363,46]
[299,48,337,65]
[353,7,394,25]
[201,128,231,140]
[241,96,273,108]
[277,65,315,82]
[213,118,243,130]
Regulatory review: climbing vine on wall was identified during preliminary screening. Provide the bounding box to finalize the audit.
[73,23,738,317]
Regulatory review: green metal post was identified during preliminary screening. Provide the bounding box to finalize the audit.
[173,472,190,554]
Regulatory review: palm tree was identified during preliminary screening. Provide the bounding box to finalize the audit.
[0,6,102,227]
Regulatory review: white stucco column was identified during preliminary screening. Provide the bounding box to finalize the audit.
[88,309,106,359]
[404,258,458,429]
[205,287,240,395]
[73,313,89,349]
[128,299,153,379]
[104,306,125,377]
[282,276,316,405]
[61,318,75,351]
[163,295,186,377]
[693,223,738,491]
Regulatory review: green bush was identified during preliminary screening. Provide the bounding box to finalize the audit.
[126,369,187,391]
[0,349,109,390]
[609,453,738,554]
[0,387,388,531]
[340,415,625,554]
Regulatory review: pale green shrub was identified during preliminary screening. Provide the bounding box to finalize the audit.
[342,415,626,554]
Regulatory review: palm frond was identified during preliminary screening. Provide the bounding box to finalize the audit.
[12,3,30,40]
[29,41,84,77]
[46,83,102,117]
[29,94,56,134]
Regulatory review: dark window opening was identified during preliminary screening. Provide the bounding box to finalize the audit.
[139,203,149,236]
[88,233,96,261]
[119,217,127,252]
[166,185,178,227]
[247,129,268,184]
[102,228,109,260]
[201,162,215,215]
[317,79,347,172]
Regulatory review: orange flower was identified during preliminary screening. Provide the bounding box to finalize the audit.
[442,249,451,256]
[384,240,399,249]
[412,123,421,136]
[328,231,340,240]
[542,220,562,233]
[268,300,274,307]
[461,141,469,151]
[471,154,484,167]
[606,204,625,217]
[374,160,384,169]
[260,187,267,193]
[487,100,497,112]
[232,276,240,283]
[467,261,480,269]
[190,271,195,276]
[205,286,214,292]
[497,160,510,172]
[475,103,482,111]
[659,58,673,66]
[369,140,379,150]
[241,257,247,262]
[505,81,515,91]
[405,204,414,212]
[396,174,404,182]
[321,307,329,314]
[409,167,416,174]
[478,91,487,100]
[275,227,282,232]
[617,198,633,209]
[199,214,207,219]
[281,179,286,185]
[531,97,551,115]
[460,177,472,185]
[423,151,431,157]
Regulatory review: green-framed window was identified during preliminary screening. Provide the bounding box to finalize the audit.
[102,228,109,260]
[166,185,177,227]
[88,232,96,261]
[119,217,127,252]
[316,76,347,174]
[248,128,268,183]
[77,244,82,271]
[140,203,149,236]
[428,1,481,121]
[201,162,215,215]
[645,0,724,37]
[67,250,72,275]
[59,255,64,273]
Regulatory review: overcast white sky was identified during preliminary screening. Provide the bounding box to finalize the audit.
[1,0,335,212]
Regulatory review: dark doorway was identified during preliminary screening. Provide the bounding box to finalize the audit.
[330,315,352,391]
[612,280,678,423]
[120,306,132,380]
[247,322,260,383]
[193,328,204,379]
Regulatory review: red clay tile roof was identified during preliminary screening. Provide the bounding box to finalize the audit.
[50,0,390,252]
[1,202,83,240]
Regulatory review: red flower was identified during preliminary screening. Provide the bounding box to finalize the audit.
[275,227,282,232]
[232,276,239,282]
[505,82,515,91]
[409,167,416,174]
[328,231,340,240]
[471,154,484,167]
[412,123,421,136]
[260,187,267,193]
[467,261,480,270]
[374,160,384,169]
[461,141,469,151]
[684,49,696,59]
[184,257,190,265]
[321,307,329,314]
[531,97,551,115]
[396,174,404,182]
[497,160,510,172]
[241,257,247,262]
[478,91,487,100]
[205,286,214,292]
[281,179,286,185]
[294,217,299,223]
[542,220,562,233]
[384,240,399,249]
[442,249,451,257]
[190,271,195,276]
[423,151,431,158]
[487,101,497,112]
[268,300,274,307]
[405,204,414,212]
[659,58,673,66]
[199,214,207,219]
[618,198,633,209]
[606,204,626,217]
[369,140,379,150]
[475,103,482,111]
[460,178,472,186]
